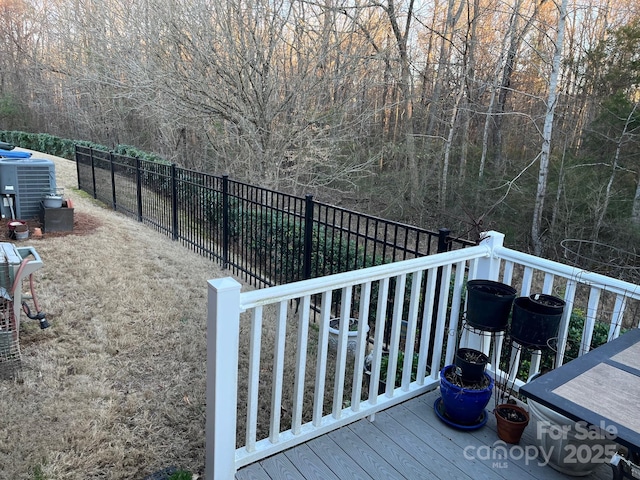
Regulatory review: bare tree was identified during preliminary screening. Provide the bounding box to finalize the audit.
[531,0,569,255]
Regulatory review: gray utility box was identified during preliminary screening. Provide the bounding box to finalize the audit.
[40,207,73,232]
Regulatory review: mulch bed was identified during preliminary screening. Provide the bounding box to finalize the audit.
[0,211,102,241]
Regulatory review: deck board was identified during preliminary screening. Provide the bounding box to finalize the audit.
[327,424,406,479]
[283,444,341,480]
[305,435,374,479]
[385,401,494,479]
[349,418,444,478]
[236,388,616,479]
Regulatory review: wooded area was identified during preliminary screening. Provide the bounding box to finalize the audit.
[1,0,639,267]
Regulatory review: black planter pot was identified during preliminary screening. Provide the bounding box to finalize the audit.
[454,348,489,382]
[466,280,517,332]
[528,293,565,316]
[510,294,565,349]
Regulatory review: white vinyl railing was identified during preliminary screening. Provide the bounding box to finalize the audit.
[205,231,640,479]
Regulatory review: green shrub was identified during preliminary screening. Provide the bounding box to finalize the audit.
[0,130,172,164]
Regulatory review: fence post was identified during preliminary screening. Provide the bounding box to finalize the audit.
[205,277,241,480]
[110,152,116,210]
[303,194,314,280]
[136,158,143,222]
[222,175,229,269]
[90,147,97,199]
[171,164,178,240]
[74,145,82,191]
[437,228,451,253]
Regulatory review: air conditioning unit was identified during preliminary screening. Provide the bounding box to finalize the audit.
[0,159,57,220]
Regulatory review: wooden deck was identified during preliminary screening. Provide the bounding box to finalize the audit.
[235,388,614,480]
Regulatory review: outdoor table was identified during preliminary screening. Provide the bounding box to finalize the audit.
[520,327,640,479]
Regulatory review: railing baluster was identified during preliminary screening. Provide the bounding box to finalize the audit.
[385,274,406,396]
[350,281,372,410]
[556,279,577,367]
[367,277,389,407]
[421,267,438,381]
[609,294,627,341]
[332,286,353,418]
[502,260,515,284]
[292,296,310,435]
[402,271,422,390]
[312,291,332,426]
[446,261,466,352]
[529,350,542,380]
[520,266,534,295]
[269,301,288,443]
[435,264,453,366]
[245,306,263,452]
[581,286,602,355]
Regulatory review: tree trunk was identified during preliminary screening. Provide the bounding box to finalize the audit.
[385,0,418,195]
[632,179,640,226]
[531,0,568,256]
[600,102,638,234]
[441,82,465,204]
[493,0,538,172]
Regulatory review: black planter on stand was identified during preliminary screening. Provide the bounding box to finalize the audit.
[510,294,566,350]
[434,278,514,430]
[466,280,517,332]
[454,347,489,383]
[492,293,565,444]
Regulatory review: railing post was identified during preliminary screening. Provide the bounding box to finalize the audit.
[136,158,143,222]
[171,164,178,240]
[474,231,504,280]
[222,175,230,269]
[303,194,314,280]
[110,152,117,211]
[205,277,241,480]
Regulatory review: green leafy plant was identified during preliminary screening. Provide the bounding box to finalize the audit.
[168,470,192,480]
[380,350,421,386]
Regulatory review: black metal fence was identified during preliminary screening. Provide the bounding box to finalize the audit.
[75,145,476,288]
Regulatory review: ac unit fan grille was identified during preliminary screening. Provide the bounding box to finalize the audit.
[17,167,54,220]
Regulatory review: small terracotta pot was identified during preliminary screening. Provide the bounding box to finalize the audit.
[495,404,530,444]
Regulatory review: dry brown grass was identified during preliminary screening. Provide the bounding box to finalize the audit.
[0,151,232,479]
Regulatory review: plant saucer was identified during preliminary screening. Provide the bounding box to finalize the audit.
[433,397,488,430]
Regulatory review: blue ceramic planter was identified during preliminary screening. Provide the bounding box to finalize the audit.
[439,364,494,425]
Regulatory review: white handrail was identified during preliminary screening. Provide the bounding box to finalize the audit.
[495,245,640,298]
[239,243,490,309]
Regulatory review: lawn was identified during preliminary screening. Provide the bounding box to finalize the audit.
[0,152,228,479]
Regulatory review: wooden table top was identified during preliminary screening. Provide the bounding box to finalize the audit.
[520,327,640,451]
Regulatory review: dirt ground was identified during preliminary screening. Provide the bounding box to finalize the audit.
[0,149,233,479]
